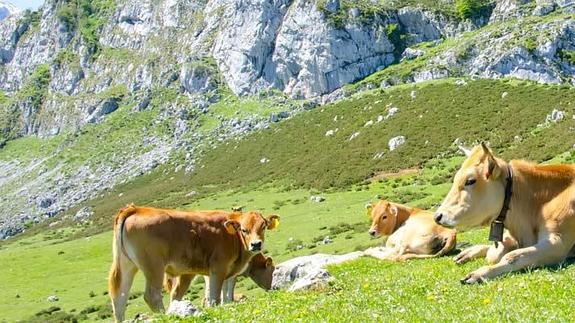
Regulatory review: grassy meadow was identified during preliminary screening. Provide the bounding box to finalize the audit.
[2,78,575,321]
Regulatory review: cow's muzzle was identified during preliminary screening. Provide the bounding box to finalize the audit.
[250,240,262,251]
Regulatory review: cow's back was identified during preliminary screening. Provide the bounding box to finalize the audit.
[123,207,239,276]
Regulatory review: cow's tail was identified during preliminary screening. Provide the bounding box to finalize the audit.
[108,204,137,297]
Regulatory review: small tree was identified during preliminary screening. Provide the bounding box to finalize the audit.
[455,0,481,19]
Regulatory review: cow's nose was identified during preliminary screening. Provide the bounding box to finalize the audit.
[250,240,262,250]
[369,230,377,237]
[434,212,444,224]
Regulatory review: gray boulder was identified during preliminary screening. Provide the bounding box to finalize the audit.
[388,136,406,151]
[272,252,364,291]
[74,206,94,222]
[167,300,201,318]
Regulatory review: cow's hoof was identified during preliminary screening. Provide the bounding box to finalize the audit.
[460,273,486,285]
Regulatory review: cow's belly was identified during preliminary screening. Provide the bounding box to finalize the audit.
[165,262,209,276]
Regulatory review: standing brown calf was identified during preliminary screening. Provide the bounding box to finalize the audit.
[164,253,275,304]
[108,204,279,322]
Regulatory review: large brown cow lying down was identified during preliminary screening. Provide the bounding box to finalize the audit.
[435,143,575,284]
[108,205,279,322]
[164,253,275,304]
[364,199,456,261]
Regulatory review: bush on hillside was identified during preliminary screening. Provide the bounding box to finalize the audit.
[455,0,484,19]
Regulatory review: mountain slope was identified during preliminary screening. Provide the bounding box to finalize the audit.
[0,1,18,20]
[1,0,575,239]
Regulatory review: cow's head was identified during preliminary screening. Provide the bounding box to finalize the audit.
[434,143,506,229]
[224,211,280,253]
[366,200,399,238]
[247,253,275,290]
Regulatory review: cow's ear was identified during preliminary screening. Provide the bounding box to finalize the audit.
[389,205,398,217]
[229,211,242,221]
[265,257,274,268]
[365,203,373,217]
[267,215,280,230]
[224,220,240,234]
[481,142,500,180]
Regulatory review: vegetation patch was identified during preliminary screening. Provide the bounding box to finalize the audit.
[0,64,51,144]
[56,0,117,59]
[190,79,575,190]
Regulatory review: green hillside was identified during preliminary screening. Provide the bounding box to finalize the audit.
[2,78,575,321]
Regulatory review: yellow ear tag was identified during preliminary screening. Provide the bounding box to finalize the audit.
[272,218,280,228]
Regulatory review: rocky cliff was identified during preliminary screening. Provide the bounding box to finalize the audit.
[1,0,575,239]
[0,1,18,21]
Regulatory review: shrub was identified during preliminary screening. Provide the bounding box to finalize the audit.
[558,49,575,65]
[455,0,484,19]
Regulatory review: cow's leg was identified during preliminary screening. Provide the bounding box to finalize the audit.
[142,265,165,313]
[207,270,225,306]
[110,256,138,323]
[203,276,210,307]
[453,245,490,264]
[170,274,194,302]
[222,278,236,303]
[461,234,573,284]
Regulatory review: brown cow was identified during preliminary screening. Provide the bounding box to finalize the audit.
[108,205,279,322]
[435,143,575,284]
[365,199,456,261]
[164,253,275,304]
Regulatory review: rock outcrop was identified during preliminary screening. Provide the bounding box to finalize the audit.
[1,0,575,238]
[272,252,363,291]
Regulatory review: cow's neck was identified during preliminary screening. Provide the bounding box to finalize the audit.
[392,204,415,232]
[504,160,573,245]
[232,232,255,274]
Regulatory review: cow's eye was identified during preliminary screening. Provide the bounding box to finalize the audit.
[464,178,477,186]
[381,215,388,220]
[241,228,249,234]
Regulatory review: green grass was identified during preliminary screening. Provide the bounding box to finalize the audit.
[190,79,575,190]
[0,155,460,321]
[3,163,575,321]
[1,79,575,321]
[195,253,575,321]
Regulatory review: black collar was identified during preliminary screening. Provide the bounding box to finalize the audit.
[488,165,513,245]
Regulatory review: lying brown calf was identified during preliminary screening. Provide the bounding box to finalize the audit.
[364,199,456,261]
[108,204,279,322]
[164,253,275,304]
[435,143,575,283]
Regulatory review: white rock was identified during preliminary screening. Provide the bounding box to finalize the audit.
[310,196,325,203]
[501,92,509,99]
[364,120,374,127]
[348,132,360,141]
[272,252,364,291]
[167,300,200,318]
[546,109,565,123]
[377,115,384,123]
[410,90,417,100]
[455,79,467,86]
[388,136,406,151]
[47,295,59,302]
[260,157,270,164]
[325,129,335,137]
[373,152,385,160]
[74,206,93,222]
[386,107,399,119]
[322,236,333,244]
[402,48,425,60]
